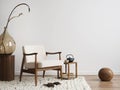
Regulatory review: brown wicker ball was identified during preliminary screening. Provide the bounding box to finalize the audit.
[98,68,114,81]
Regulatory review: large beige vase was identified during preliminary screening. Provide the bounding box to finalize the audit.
[0,30,16,55]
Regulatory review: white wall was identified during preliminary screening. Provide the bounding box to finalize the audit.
[0,0,120,75]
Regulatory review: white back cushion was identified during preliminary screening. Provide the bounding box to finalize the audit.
[23,45,46,63]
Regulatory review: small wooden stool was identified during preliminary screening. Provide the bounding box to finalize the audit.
[64,62,78,79]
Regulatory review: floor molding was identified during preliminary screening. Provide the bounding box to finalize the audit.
[15,71,120,75]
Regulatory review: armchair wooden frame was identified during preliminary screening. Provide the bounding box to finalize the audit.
[19,47,62,86]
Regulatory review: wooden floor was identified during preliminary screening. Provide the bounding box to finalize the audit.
[83,75,120,90]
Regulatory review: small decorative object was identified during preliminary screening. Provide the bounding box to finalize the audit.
[0,3,30,55]
[66,54,74,62]
[43,82,61,88]
[44,83,54,88]
[98,67,114,81]
[53,82,61,85]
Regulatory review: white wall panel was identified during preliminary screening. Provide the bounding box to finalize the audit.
[0,0,120,75]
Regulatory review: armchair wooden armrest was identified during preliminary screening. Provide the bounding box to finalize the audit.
[46,52,61,55]
[24,53,38,56]
[46,52,62,60]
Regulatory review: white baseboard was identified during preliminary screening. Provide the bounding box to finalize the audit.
[15,71,120,76]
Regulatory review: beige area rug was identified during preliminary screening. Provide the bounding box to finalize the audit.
[0,76,91,90]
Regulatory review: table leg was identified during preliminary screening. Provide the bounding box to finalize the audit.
[68,63,70,79]
[65,64,67,74]
[75,62,78,78]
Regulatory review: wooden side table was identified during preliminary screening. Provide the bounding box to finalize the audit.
[0,55,15,81]
[64,62,78,79]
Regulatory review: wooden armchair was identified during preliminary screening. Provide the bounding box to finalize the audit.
[19,45,63,86]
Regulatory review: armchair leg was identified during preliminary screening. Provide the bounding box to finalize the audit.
[57,70,59,78]
[35,70,37,86]
[20,56,25,82]
[60,66,62,79]
[19,69,23,81]
[43,70,45,78]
